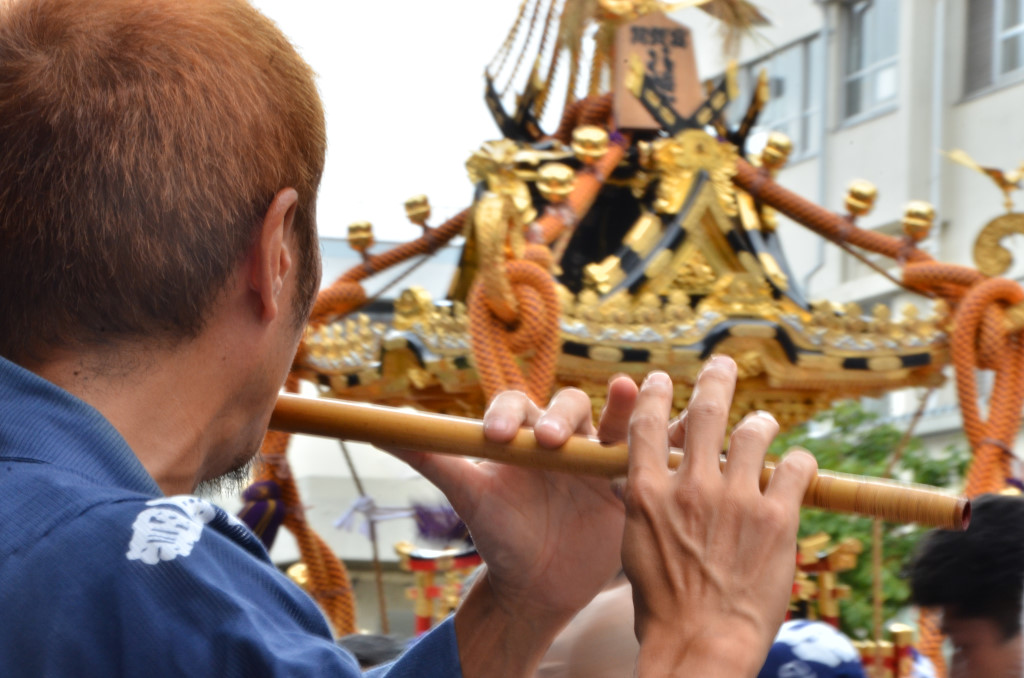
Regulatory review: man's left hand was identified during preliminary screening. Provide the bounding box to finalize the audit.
[388,376,638,674]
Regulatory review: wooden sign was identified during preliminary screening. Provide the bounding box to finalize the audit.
[613,13,703,131]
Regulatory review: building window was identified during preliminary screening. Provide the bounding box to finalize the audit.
[842,0,900,120]
[965,0,1024,95]
[727,36,823,160]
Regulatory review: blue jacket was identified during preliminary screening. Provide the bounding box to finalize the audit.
[0,356,461,677]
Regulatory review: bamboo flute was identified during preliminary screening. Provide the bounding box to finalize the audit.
[270,393,970,531]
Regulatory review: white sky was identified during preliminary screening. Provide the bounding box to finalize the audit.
[251,1,525,242]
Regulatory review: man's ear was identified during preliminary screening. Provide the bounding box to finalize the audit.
[249,188,299,324]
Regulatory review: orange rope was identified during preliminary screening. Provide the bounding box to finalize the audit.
[464,106,625,406]
[307,210,470,327]
[253,211,472,632]
[917,608,947,677]
[468,249,561,405]
[254,210,470,631]
[895,266,1024,678]
[951,278,1024,496]
[254,375,356,636]
[263,211,475,632]
[552,94,612,145]
[535,141,626,245]
[733,159,930,264]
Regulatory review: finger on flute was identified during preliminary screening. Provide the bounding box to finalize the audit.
[269,393,969,531]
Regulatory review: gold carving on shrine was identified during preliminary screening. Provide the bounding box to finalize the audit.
[732,350,765,379]
[751,132,792,232]
[870,304,892,335]
[644,248,674,278]
[589,346,625,363]
[701,272,776,318]
[623,211,663,254]
[474,192,528,321]
[973,212,1024,276]
[758,252,788,290]
[651,130,738,216]
[672,249,716,293]
[868,356,904,372]
[583,256,626,295]
[466,140,537,223]
[394,288,436,330]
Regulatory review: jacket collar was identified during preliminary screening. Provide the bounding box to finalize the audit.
[0,355,162,496]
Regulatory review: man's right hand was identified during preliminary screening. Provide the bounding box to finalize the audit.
[621,357,818,676]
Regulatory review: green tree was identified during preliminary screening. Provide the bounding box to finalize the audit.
[768,400,970,638]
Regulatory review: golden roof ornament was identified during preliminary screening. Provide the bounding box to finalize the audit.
[571,126,610,165]
[755,132,791,232]
[536,163,575,203]
[760,132,792,173]
[901,201,934,243]
[845,180,878,218]
[405,195,432,230]
[465,139,519,184]
[347,221,374,261]
[651,129,738,215]
[466,140,537,223]
[487,0,766,132]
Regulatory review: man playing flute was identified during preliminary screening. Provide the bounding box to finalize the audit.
[0,0,817,675]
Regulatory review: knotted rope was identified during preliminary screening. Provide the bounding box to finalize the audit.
[253,375,356,636]
[468,248,561,405]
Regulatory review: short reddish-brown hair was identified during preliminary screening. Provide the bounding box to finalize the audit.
[0,0,325,362]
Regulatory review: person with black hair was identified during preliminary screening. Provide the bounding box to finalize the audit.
[909,493,1024,678]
